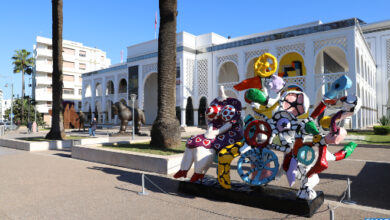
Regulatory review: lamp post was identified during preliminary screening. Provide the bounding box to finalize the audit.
[130,94,137,141]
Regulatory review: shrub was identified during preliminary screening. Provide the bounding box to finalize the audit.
[373,126,390,135]
[379,116,390,126]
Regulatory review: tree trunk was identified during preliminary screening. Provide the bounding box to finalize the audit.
[150,0,181,149]
[46,0,65,140]
[21,69,25,124]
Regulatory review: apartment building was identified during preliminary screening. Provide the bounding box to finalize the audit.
[33,36,111,125]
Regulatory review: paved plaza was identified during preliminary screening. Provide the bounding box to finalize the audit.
[0,128,389,219]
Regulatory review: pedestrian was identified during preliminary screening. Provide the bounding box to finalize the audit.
[27,121,32,134]
[89,117,97,136]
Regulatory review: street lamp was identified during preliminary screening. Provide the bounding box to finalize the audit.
[130,94,137,140]
[4,83,14,129]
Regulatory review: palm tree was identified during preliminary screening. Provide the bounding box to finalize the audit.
[46,0,65,139]
[11,49,34,125]
[150,0,181,149]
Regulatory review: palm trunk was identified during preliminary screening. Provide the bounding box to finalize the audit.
[21,69,25,124]
[46,0,65,139]
[150,0,181,149]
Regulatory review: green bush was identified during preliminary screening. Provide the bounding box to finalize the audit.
[373,126,390,135]
[378,116,390,126]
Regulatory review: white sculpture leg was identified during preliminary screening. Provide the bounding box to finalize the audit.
[194,147,216,174]
[297,174,320,200]
[180,148,195,171]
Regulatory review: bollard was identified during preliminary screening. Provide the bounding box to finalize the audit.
[329,209,334,220]
[342,178,356,205]
[138,173,149,196]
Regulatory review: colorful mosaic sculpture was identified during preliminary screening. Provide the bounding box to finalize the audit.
[175,53,361,201]
[173,86,243,183]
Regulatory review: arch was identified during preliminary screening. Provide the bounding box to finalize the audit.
[198,97,207,126]
[246,57,257,79]
[278,52,306,77]
[94,100,101,122]
[356,48,360,74]
[218,61,239,83]
[83,101,90,113]
[106,80,115,95]
[143,72,158,125]
[85,84,92,97]
[315,46,349,74]
[185,97,194,126]
[118,78,127,93]
[95,83,102,97]
[224,89,238,99]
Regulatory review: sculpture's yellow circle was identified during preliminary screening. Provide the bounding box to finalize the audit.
[254,53,277,78]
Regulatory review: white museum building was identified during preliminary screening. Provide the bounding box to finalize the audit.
[33,36,111,125]
[82,18,390,130]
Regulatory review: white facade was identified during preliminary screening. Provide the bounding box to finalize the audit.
[362,20,390,118]
[33,36,111,124]
[1,99,11,121]
[0,90,3,121]
[82,18,385,129]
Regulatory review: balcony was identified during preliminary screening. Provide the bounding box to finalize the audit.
[35,93,52,101]
[36,65,53,73]
[36,48,52,57]
[315,72,348,86]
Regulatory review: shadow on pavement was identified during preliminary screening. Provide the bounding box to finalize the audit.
[87,166,194,198]
[320,162,390,210]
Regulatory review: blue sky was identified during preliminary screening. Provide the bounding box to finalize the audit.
[0,0,389,99]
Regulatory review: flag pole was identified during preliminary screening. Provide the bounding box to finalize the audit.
[155,12,157,39]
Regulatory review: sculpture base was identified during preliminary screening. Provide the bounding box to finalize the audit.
[178,177,324,218]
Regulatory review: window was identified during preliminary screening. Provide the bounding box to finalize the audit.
[47,73,52,79]
[79,50,86,57]
[63,74,74,81]
[63,88,74,95]
[78,102,82,109]
[79,76,82,82]
[47,45,52,50]
[63,61,75,69]
[63,47,75,55]
[47,58,53,65]
[78,89,82,95]
[79,63,86,70]
[47,87,52,93]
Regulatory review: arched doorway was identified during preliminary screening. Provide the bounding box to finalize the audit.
[95,101,101,122]
[198,97,207,126]
[118,78,127,94]
[85,85,92,97]
[315,46,349,98]
[144,72,158,124]
[315,46,349,74]
[106,80,114,95]
[186,97,194,126]
[95,83,102,96]
[218,61,239,98]
[218,61,239,83]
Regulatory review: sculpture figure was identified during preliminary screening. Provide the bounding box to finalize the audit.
[76,111,87,132]
[113,101,146,135]
[173,86,243,182]
[175,53,361,201]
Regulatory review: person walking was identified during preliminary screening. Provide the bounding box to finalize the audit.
[89,117,97,136]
